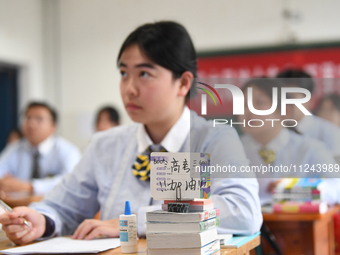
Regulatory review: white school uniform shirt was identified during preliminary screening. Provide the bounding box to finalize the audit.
[241,128,339,205]
[30,106,262,237]
[297,115,340,157]
[0,135,81,195]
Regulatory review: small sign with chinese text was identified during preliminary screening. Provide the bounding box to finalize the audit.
[150,152,210,200]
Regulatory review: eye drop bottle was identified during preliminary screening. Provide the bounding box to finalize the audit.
[119,201,137,253]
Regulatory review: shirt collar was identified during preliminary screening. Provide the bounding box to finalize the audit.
[37,135,55,155]
[23,135,56,156]
[266,128,290,152]
[137,106,190,153]
[243,128,290,153]
[296,115,314,133]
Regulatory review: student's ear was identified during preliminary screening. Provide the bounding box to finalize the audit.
[177,71,194,98]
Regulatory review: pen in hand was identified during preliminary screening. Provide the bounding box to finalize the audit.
[0,199,30,227]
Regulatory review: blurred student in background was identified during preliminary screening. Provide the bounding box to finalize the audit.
[95,106,120,131]
[239,78,339,205]
[316,94,340,127]
[0,102,81,196]
[277,68,340,157]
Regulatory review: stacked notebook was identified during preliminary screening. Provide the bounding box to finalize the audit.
[272,178,327,213]
[146,199,220,255]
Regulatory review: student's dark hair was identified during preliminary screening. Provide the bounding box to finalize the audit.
[117,21,197,102]
[317,94,340,112]
[96,106,120,124]
[25,102,58,124]
[276,68,314,94]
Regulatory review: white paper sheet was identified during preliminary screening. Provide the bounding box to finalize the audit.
[1,237,120,254]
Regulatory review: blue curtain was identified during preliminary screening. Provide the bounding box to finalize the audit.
[0,68,18,152]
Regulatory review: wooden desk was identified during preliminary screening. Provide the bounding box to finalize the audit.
[0,236,260,255]
[262,205,339,255]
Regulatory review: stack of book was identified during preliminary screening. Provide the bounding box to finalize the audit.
[272,178,327,213]
[146,199,220,255]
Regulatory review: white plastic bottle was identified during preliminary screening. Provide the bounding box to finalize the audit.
[119,201,137,253]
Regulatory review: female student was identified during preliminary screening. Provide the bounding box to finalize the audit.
[238,78,339,205]
[0,21,262,245]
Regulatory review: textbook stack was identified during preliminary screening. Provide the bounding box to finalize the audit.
[272,178,327,213]
[146,199,220,255]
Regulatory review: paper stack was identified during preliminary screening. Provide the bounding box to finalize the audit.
[146,199,220,255]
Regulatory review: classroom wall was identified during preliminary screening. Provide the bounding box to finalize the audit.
[1,0,340,150]
[0,0,61,114]
[0,0,44,110]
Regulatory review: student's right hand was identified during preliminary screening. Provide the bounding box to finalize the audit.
[0,175,33,193]
[0,206,46,245]
[72,219,120,240]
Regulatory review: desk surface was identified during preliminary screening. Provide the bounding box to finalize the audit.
[262,205,339,255]
[0,236,260,255]
[263,205,340,221]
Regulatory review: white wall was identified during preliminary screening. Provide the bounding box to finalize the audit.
[0,0,44,110]
[289,0,340,43]
[2,0,340,150]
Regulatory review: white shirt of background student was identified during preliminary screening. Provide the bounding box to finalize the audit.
[286,88,340,157]
[238,81,339,205]
[0,105,81,195]
[241,129,338,205]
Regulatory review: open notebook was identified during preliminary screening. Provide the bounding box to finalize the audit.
[1,237,120,254]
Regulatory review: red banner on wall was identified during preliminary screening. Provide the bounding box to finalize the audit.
[190,45,340,115]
